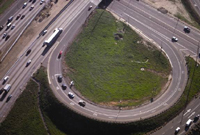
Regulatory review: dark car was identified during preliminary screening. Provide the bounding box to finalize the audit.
[32,0,36,4]
[88,6,92,11]
[184,26,190,33]
[6,95,12,102]
[5,35,10,41]
[61,84,67,90]
[7,16,13,24]
[58,51,62,58]
[26,49,32,56]
[57,75,62,82]
[2,33,7,39]
[194,114,200,122]
[16,14,21,20]
[21,15,25,20]
[78,100,86,107]
[0,25,4,31]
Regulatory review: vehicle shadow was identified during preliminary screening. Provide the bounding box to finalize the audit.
[0,92,8,101]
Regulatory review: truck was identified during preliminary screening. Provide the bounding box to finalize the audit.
[3,84,11,93]
[43,28,63,47]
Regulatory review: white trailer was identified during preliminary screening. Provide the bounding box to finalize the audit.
[43,28,63,46]
[3,84,11,93]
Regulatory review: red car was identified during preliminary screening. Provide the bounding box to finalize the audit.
[58,51,63,58]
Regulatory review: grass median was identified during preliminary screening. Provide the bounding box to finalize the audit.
[65,9,171,107]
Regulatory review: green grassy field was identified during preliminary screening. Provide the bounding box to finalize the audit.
[0,80,47,135]
[65,9,171,106]
[0,0,15,15]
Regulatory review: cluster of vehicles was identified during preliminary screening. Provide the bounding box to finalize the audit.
[57,75,86,107]
[171,26,190,42]
[0,0,45,41]
[0,76,12,102]
[175,114,200,134]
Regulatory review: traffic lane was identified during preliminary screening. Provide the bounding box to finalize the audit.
[110,1,198,53]
[0,0,25,25]
[113,0,200,46]
[153,97,200,135]
[0,2,44,48]
[191,0,200,15]
[113,12,186,119]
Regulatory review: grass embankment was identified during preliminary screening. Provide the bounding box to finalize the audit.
[0,0,15,15]
[65,9,171,107]
[0,80,47,135]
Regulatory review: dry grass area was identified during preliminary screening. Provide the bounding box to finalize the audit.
[0,0,69,78]
[143,0,193,23]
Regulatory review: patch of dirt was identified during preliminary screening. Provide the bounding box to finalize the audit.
[143,0,193,23]
[0,0,69,78]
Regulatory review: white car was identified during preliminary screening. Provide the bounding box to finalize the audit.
[42,30,47,36]
[11,24,15,30]
[23,2,27,8]
[172,36,178,42]
[186,119,193,127]
[175,127,180,134]
[26,59,32,67]
[68,92,75,98]
[3,76,9,84]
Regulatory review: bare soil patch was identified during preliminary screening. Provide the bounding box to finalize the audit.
[143,0,193,23]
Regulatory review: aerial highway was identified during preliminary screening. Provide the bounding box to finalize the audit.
[0,0,93,122]
[0,0,199,134]
[0,0,45,55]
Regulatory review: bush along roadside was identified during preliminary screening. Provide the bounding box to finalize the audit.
[33,56,200,135]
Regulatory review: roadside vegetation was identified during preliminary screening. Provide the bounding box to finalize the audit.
[0,80,47,135]
[0,0,15,15]
[65,9,171,107]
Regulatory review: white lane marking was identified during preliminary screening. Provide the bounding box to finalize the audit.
[188,112,195,118]
[93,113,98,116]
[162,132,165,134]
[170,126,173,129]
[56,87,59,90]
[184,109,191,116]
[70,102,74,105]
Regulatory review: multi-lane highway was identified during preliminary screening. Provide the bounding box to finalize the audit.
[0,0,95,122]
[0,0,200,134]
[0,0,44,57]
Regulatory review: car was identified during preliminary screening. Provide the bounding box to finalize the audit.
[61,84,67,90]
[184,26,190,33]
[78,100,86,107]
[57,75,62,82]
[26,59,32,67]
[32,0,36,4]
[42,30,47,36]
[6,23,12,30]
[29,0,32,2]
[0,25,4,31]
[6,95,12,102]
[21,15,25,20]
[5,35,10,41]
[40,0,44,4]
[68,92,75,99]
[26,49,32,56]
[175,127,180,134]
[30,5,34,11]
[88,5,93,11]
[194,114,200,121]
[16,14,21,20]
[2,76,9,84]
[11,24,15,30]
[58,51,62,58]
[172,36,178,42]
[186,119,193,127]
[2,33,7,39]
[7,16,13,24]
[22,2,27,8]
